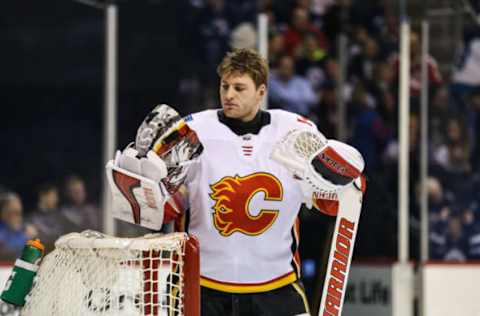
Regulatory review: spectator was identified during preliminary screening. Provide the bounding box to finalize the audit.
[423,177,454,261]
[425,177,453,217]
[391,30,443,98]
[432,116,470,171]
[27,183,68,250]
[323,57,353,98]
[282,7,328,58]
[366,62,396,126]
[451,25,480,109]
[268,32,286,66]
[349,26,371,57]
[349,83,389,172]
[348,36,382,82]
[317,58,354,117]
[268,54,318,116]
[442,214,469,262]
[295,32,328,90]
[440,143,474,204]
[0,192,37,259]
[429,201,451,259]
[383,113,421,168]
[60,175,100,233]
[315,81,337,138]
[430,203,470,261]
[429,86,455,150]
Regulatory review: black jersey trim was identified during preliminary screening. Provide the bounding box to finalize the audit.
[217,110,271,136]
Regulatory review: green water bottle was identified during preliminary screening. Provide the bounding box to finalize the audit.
[1,239,45,306]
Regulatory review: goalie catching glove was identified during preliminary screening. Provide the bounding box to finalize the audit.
[106,104,203,229]
[271,129,365,215]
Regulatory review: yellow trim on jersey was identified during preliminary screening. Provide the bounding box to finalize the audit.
[200,272,297,293]
[292,282,311,315]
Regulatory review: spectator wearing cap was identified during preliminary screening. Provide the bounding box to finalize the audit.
[0,192,37,259]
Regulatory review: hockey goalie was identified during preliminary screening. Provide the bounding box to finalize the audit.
[106,49,365,316]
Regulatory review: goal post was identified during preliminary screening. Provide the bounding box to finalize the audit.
[21,231,200,316]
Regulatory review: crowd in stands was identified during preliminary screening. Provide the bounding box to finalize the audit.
[178,0,480,262]
[1,0,479,263]
[0,175,100,258]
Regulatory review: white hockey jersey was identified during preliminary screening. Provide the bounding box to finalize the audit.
[182,109,319,293]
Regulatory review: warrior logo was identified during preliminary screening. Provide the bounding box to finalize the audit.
[210,173,283,236]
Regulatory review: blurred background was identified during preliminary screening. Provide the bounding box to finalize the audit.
[1,0,480,315]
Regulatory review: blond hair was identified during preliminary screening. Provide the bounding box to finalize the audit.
[217,49,269,88]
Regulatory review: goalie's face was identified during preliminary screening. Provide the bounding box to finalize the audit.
[220,72,266,122]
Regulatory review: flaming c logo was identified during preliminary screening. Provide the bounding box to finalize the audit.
[210,173,283,236]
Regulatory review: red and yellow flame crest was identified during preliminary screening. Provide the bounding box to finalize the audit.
[209,173,283,236]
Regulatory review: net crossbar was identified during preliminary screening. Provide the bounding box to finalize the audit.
[21,231,199,316]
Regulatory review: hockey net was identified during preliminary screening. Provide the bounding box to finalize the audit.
[21,231,200,316]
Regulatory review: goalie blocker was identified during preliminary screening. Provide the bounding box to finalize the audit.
[106,158,168,230]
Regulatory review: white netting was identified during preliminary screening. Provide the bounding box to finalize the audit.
[21,231,192,316]
[292,130,326,160]
[271,129,344,194]
[271,129,327,176]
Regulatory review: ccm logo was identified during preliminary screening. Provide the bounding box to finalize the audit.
[323,218,355,316]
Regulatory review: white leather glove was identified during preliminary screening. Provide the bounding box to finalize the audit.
[116,145,168,183]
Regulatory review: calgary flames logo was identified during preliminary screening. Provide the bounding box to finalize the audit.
[210,173,283,236]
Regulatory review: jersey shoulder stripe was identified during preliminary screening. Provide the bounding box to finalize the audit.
[267,109,318,133]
